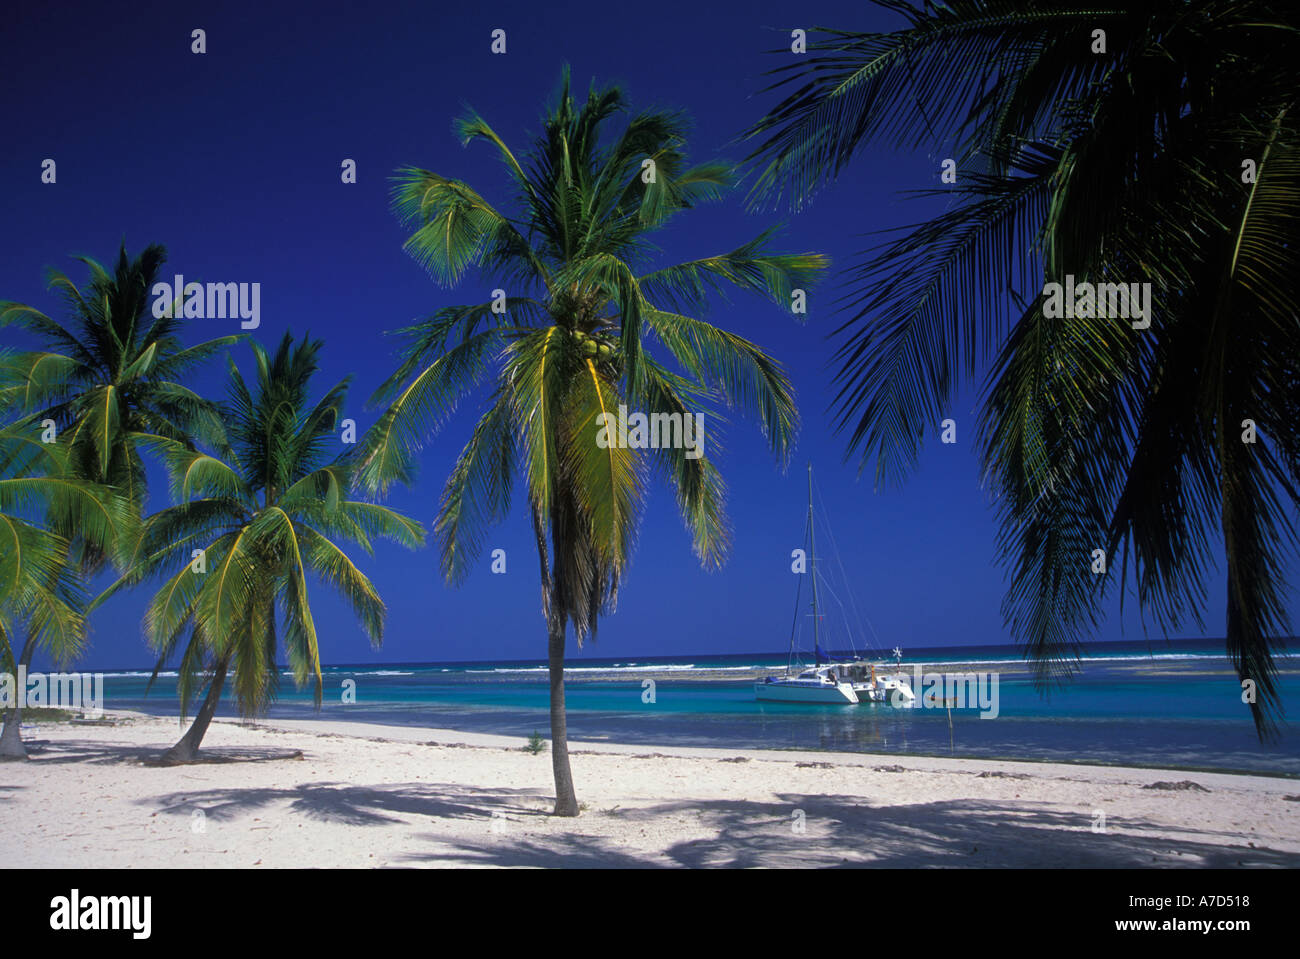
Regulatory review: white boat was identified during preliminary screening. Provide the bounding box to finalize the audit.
[872,674,916,704]
[755,666,859,704]
[842,661,916,705]
[755,464,914,707]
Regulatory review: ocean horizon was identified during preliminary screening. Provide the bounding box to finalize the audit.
[79,637,1298,777]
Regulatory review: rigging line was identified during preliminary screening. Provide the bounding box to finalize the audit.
[804,474,842,654]
[816,576,856,656]
[815,479,884,657]
[809,479,858,659]
[811,479,862,658]
[786,505,810,676]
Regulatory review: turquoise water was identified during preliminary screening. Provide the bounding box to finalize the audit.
[93,638,1299,776]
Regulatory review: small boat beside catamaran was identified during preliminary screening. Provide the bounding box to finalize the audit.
[755,465,915,707]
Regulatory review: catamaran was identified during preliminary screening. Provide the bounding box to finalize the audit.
[755,465,915,707]
[755,665,861,704]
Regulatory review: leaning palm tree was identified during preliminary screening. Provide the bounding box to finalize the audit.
[0,243,239,570]
[356,69,826,814]
[0,418,127,759]
[744,0,1300,736]
[98,333,425,763]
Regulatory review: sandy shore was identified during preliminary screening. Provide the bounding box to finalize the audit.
[2,711,1297,868]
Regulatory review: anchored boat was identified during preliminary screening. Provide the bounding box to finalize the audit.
[755,464,914,707]
[838,658,916,705]
[756,665,859,704]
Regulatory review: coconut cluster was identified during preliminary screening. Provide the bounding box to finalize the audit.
[567,327,618,360]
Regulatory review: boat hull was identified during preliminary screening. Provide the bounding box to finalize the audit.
[852,676,916,705]
[754,680,859,704]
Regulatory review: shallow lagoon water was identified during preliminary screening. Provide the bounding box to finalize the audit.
[94,639,1299,776]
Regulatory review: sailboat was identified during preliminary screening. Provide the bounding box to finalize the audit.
[754,465,914,707]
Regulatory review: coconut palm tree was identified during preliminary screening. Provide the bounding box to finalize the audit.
[98,332,425,763]
[0,243,239,570]
[356,69,826,814]
[743,0,1300,736]
[0,416,128,759]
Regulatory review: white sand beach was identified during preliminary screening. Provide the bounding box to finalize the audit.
[1,711,1297,868]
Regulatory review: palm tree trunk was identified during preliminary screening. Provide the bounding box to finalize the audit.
[0,636,36,761]
[161,653,231,764]
[547,613,579,816]
[531,502,579,816]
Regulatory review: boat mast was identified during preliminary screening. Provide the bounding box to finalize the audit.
[808,463,822,662]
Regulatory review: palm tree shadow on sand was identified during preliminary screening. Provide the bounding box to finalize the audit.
[130,776,1300,867]
[406,794,1300,868]
[143,781,550,828]
[19,736,305,767]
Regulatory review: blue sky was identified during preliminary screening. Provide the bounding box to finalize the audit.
[1,0,1277,670]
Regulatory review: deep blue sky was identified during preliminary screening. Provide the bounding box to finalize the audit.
[2,0,1282,670]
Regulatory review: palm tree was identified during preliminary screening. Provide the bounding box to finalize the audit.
[357,69,826,814]
[0,243,239,570]
[1,243,230,756]
[98,333,425,763]
[743,0,1300,736]
[0,416,127,759]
